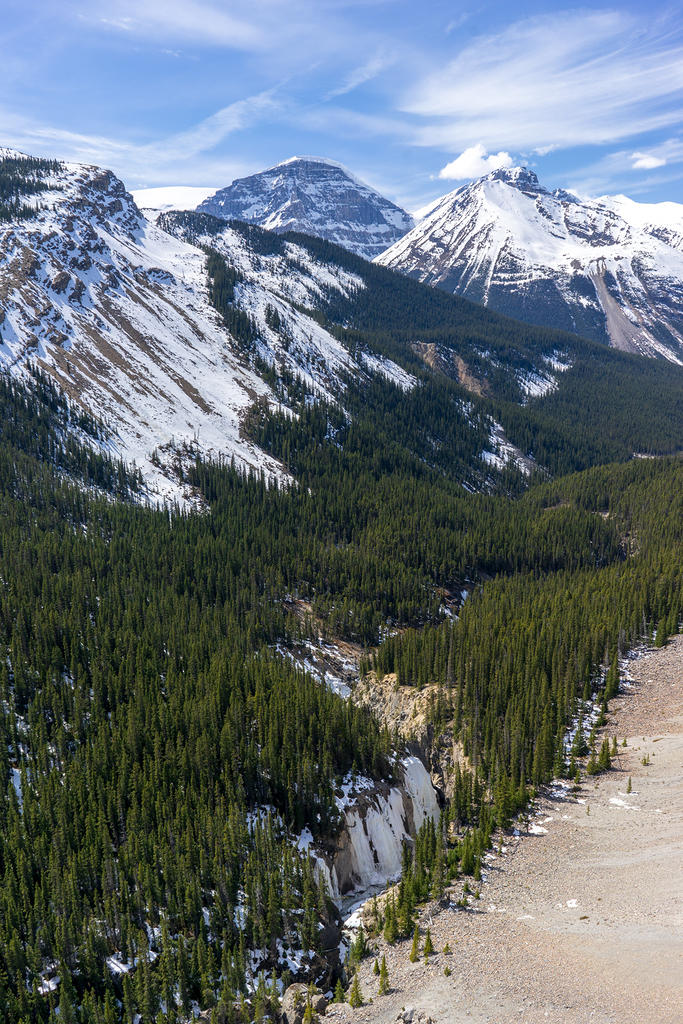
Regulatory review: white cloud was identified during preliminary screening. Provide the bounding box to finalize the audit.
[631,152,667,170]
[439,144,513,180]
[557,138,683,197]
[155,91,277,161]
[404,10,683,153]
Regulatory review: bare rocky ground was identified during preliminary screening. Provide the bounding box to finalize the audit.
[325,635,683,1024]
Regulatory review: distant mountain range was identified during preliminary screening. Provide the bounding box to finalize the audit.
[135,160,683,364]
[377,167,683,364]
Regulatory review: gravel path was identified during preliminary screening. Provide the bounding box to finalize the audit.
[326,636,683,1024]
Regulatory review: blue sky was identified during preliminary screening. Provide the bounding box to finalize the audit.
[3,1,683,210]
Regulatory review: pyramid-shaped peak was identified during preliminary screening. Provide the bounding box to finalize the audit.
[265,155,363,186]
[197,156,414,259]
[274,156,351,171]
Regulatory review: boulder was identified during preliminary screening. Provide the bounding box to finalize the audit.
[280,982,328,1023]
[395,1010,435,1024]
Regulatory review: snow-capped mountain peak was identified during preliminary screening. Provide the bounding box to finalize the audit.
[197,156,414,260]
[489,166,540,188]
[377,168,683,363]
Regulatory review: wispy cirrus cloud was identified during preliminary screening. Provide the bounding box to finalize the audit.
[2,1,683,202]
[326,49,397,100]
[404,10,683,154]
[84,0,389,62]
[0,90,276,185]
[151,91,278,161]
[92,0,269,50]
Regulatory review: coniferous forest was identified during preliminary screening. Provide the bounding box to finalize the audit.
[0,223,681,1024]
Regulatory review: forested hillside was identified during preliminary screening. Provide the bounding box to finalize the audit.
[278,228,683,473]
[0,217,681,1024]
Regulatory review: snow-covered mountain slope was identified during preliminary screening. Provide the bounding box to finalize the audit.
[158,211,410,403]
[197,156,414,260]
[0,153,416,502]
[377,168,683,364]
[0,159,285,502]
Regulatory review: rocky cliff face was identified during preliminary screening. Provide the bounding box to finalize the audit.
[313,757,440,899]
[353,672,468,802]
[198,156,414,260]
[377,167,683,363]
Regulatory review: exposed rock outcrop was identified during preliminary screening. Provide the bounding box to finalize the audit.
[314,756,440,899]
[352,672,468,800]
[280,983,328,1023]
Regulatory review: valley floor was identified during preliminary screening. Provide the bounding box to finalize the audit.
[326,635,683,1024]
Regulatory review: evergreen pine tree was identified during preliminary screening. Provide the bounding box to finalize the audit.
[423,928,434,959]
[348,971,363,1009]
[409,925,420,963]
[378,955,389,995]
[383,896,398,945]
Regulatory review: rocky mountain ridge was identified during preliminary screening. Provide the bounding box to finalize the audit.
[2,149,681,509]
[377,167,683,363]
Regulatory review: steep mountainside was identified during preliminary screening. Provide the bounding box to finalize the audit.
[377,167,683,363]
[197,156,414,259]
[0,152,415,501]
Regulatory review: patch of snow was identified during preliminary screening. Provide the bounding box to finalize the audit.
[543,352,572,373]
[360,351,417,391]
[37,974,60,995]
[609,797,639,811]
[517,368,557,399]
[10,767,23,810]
[482,420,533,476]
[106,954,133,976]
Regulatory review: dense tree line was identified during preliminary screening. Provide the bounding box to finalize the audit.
[373,458,682,811]
[0,369,139,498]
